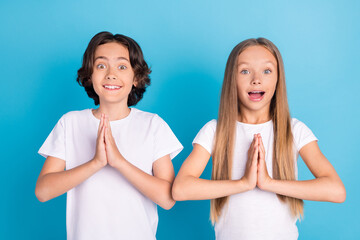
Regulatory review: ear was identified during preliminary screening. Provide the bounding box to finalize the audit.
[133,78,138,88]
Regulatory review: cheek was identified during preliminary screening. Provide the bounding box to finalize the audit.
[90,75,101,88]
[125,73,135,86]
[266,79,278,99]
[236,81,247,96]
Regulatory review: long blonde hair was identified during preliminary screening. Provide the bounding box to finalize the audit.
[210,38,303,223]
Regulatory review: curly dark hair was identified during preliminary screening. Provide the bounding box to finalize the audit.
[77,31,151,106]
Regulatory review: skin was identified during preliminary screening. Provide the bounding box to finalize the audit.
[35,42,176,210]
[172,46,346,204]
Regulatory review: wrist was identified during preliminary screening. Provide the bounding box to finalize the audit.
[260,178,274,191]
[109,155,126,169]
[91,157,106,169]
[238,178,253,192]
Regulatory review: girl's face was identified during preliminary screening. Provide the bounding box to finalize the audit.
[91,42,135,106]
[236,45,278,117]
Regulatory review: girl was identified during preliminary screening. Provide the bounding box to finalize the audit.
[35,32,183,240]
[172,38,345,239]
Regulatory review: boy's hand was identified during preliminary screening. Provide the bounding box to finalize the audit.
[92,114,108,168]
[104,115,126,168]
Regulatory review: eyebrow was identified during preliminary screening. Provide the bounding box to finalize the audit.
[238,61,276,66]
[94,56,130,62]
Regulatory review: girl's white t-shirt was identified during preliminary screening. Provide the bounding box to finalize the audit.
[38,108,183,240]
[193,118,317,240]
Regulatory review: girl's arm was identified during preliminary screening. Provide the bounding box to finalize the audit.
[35,114,108,202]
[103,117,176,210]
[257,137,346,203]
[172,136,259,201]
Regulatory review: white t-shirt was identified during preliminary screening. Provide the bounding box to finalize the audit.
[38,108,183,240]
[193,118,317,240]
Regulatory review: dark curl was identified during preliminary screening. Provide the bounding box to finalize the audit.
[77,31,151,106]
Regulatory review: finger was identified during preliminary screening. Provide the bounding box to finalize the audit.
[104,115,109,131]
[256,138,261,161]
[104,125,112,146]
[248,134,257,155]
[106,116,113,135]
[259,137,265,157]
[104,126,109,146]
[252,134,257,147]
[257,135,264,157]
[251,135,258,154]
[98,122,105,145]
[97,113,104,136]
[259,148,265,166]
[258,152,265,171]
[252,141,259,163]
[260,136,265,150]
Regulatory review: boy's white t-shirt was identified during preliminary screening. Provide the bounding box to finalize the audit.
[193,118,317,240]
[38,108,183,240]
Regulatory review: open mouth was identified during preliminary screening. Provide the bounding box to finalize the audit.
[248,91,265,101]
[103,84,122,90]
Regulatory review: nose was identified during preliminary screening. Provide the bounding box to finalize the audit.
[106,68,117,80]
[106,74,117,80]
[251,72,261,85]
[106,75,117,80]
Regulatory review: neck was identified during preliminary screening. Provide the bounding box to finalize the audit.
[93,102,131,121]
[238,108,271,124]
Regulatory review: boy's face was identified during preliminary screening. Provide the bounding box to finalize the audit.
[91,42,135,106]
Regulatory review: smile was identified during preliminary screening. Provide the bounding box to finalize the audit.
[248,91,265,101]
[103,84,122,90]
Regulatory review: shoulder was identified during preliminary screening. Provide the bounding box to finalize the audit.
[203,119,217,130]
[130,108,164,124]
[62,109,90,118]
[130,108,174,131]
[131,108,157,119]
[58,109,91,124]
[291,117,318,151]
[196,119,217,135]
[291,117,311,132]
[192,119,217,154]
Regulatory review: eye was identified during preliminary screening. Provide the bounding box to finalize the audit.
[118,65,127,70]
[264,69,272,74]
[96,63,106,69]
[240,69,250,74]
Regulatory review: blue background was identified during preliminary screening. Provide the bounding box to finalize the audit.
[1,0,359,239]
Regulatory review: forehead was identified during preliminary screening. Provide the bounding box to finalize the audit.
[237,45,277,65]
[94,42,129,59]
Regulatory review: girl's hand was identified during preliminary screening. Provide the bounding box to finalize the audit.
[104,115,126,168]
[256,134,272,190]
[92,114,107,168]
[241,134,258,191]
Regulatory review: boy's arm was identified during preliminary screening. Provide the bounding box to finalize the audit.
[111,154,176,210]
[35,156,105,202]
[103,116,176,210]
[35,115,108,202]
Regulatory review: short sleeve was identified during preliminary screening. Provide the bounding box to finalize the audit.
[152,115,183,161]
[192,120,217,154]
[292,118,318,152]
[38,116,66,161]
